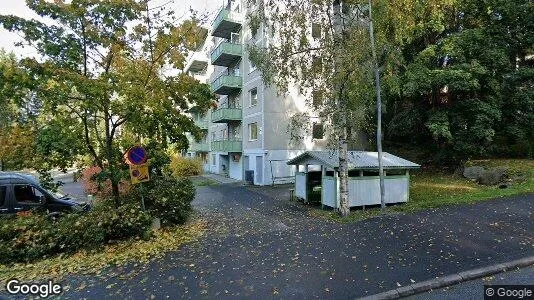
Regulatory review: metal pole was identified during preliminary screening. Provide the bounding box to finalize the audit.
[368,0,386,212]
[140,183,146,211]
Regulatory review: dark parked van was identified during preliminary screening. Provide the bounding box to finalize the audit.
[0,172,89,215]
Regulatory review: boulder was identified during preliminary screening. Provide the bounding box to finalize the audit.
[463,166,485,180]
[477,168,508,186]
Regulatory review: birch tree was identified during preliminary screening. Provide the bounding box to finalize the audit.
[248,0,375,216]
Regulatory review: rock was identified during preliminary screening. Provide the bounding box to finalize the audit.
[463,166,485,180]
[454,166,465,178]
[477,168,508,186]
[151,218,161,230]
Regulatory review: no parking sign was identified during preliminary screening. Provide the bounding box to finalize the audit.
[126,146,150,184]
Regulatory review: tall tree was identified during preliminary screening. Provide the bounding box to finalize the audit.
[0,49,38,171]
[249,0,375,216]
[0,0,214,204]
[381,0,534,163]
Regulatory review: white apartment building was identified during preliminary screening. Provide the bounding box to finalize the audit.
[184,0,329,185]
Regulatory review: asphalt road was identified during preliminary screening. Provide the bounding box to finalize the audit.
[1,182,532,299]
[407,266,534,300]
[51,185,533,299]
[56,173,87,202]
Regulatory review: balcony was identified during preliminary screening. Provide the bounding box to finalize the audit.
[194,118,209,129]
[211,107,242,123]
[189,141,210,152]
[211,42,242,67]
[212,8,242,39]
[211,74,242,95]
[184,51,208,74]
[211,139,242,152]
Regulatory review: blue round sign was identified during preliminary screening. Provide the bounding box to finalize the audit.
[127,146,147,165]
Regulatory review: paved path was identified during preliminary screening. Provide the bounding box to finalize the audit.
[201,173,243,184]
[15,186,534,299]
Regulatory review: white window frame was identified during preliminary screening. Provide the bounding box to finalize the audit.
[249,59,257,73]
[248,123,258,141]
[249,88,258,107]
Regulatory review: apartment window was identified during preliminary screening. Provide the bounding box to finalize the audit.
[249,123,258,141]
[212,132,216,141]
[251,24,258,39]
[249,88,258,107]
[212,154,216,166]
[312,123,324,139]
[249,59,257,73]
[312,23,322,39]
[312,56,322,70]
[312,90,323,107]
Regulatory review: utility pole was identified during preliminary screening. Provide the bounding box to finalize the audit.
[368,0,386,212]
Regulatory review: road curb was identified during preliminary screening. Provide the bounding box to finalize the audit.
[358,256,534,299]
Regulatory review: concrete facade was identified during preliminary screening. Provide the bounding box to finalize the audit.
[185,0,335,185]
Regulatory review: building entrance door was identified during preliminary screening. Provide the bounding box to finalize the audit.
[255,156,263,185]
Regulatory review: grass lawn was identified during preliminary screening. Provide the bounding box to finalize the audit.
[189,176,219,187]
[311,159,534,223]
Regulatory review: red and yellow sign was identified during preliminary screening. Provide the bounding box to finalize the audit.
[129,163,150,184]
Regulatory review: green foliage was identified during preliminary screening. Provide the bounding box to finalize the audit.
[130,176,195,226]
[35,118,84,171]
[169,155,203,178]
[249,0,375,146]
[382,0,534,164]
[0,198,152,265]
[0,0,214,202]
[92,198,152,242]
[0,124,36,171]
[144,141,171,176]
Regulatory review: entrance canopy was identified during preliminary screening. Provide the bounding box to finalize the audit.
[286,151,420,170]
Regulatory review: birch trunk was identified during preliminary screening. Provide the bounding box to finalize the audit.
[368,0,386,211]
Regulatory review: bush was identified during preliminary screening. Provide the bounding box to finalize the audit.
[81,166,131,199]
[131,176,195,226]
[92,198,152,241]
[169,156,203,177]
[0,198,152,264]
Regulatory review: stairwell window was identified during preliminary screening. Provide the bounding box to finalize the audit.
[312,90,323,107]
[249,88,258,107]
[249,123,258,141]
[312,123,324,139]
[249,59,257,73]
[312,23,322,39]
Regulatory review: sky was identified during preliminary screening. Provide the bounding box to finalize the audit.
[0,0,222,57]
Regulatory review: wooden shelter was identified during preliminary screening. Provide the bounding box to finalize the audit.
[287,151,420,208]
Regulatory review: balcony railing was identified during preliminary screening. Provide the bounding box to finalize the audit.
[189,141,210,152]
[211,139,242,152]
[194,118,209,129]
[211,42,242,67]
[212,8,242,39]
[211,74,242,95]
[211,107,242,123]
